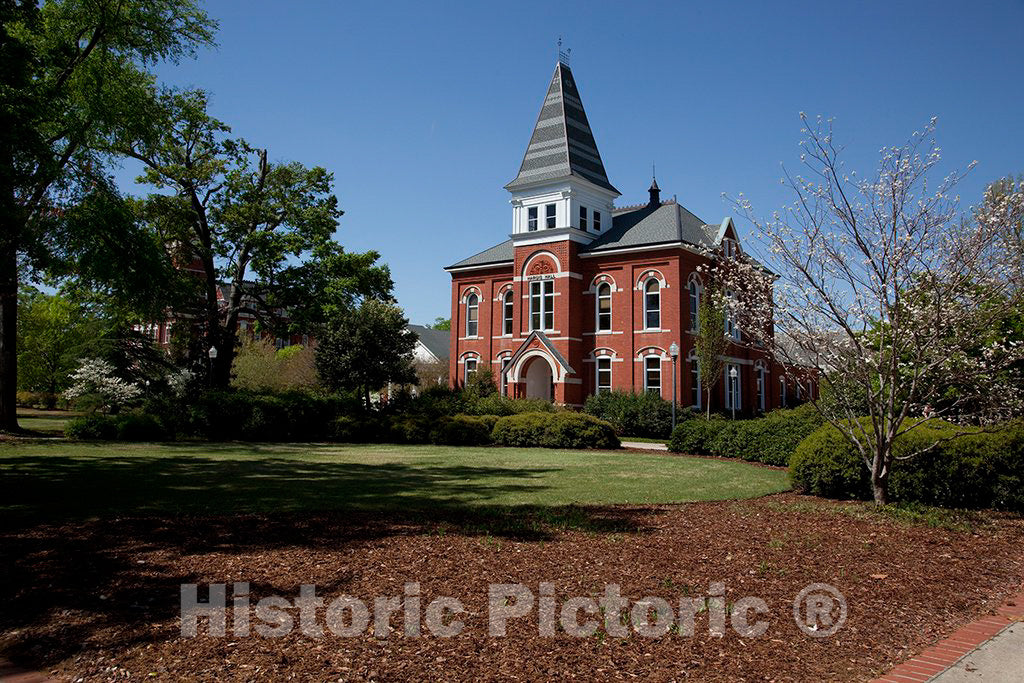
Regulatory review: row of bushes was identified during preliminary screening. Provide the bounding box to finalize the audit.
[333,411,619,450]
[388,386,557,419]
[790,419,1024,512]
[583,390,675,439]
[15,391,63,410]
[667,404,823,465]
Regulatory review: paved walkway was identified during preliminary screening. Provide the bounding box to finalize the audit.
[620,440,668,451]
[875,585,1024,682]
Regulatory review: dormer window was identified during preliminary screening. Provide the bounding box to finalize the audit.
[593,211,601,232]
[724,238,739,258]
[527,207,538,232]
[545,203,556,229]
[579,206,588,231]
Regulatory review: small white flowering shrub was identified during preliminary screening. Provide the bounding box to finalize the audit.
[63,358,144,412]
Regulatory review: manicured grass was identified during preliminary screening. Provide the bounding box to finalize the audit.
[0,441,789,519]
[16,409,79,436]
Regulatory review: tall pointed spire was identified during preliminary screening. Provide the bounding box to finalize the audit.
[505,62,618,194]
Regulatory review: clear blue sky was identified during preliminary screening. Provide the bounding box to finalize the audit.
[114,0,1024,325]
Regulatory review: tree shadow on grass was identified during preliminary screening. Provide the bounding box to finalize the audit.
[0,453,666,671]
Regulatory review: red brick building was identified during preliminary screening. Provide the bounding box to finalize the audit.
[445,59,812,413]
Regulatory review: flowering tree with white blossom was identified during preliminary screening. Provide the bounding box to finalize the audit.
[63,358,144,413]
[722,116,1024,505]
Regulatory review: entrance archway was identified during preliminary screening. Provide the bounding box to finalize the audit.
[523,356,553,401]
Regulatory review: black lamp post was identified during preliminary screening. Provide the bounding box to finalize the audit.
[729,366,738,420]
[669,341,679,430]
[207,345,218,386]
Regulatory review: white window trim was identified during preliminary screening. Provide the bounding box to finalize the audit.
[529,279,554,332]
[503,290,514,336]
[465,293,479,338]
[643,278,661,330]
[596,282,612,332]
[643,354,662,394]
[595,356,612,395]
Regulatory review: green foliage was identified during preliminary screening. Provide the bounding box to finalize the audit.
[668,417,728,455]
[315,299,418,406]
[790,420,1024,511]
[583,390,676,438]
[388,385,555,419]
[231,338,317,392]
[65,414,119,441]
[430,415,494,446]
[15,391,60,410]
[696,285,728,417]
[65,411,167,441]
[464,362,497,397]
[16,287,103,396]
[491,412,620,450]
[429,317,451,331]
[708,404,824,465]
[469,394,555,417]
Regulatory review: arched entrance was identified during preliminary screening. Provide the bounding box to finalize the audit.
[523,356,553,401]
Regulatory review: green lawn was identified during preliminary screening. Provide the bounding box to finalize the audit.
[0,442,789,519]
[15,409,79,436]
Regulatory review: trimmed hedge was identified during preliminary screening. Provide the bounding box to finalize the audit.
[583,390,675,438]
[790,420,1024,512]
[668,405,823,466]
[492,412,620,450]
[65,412,168,441]
[668,417,728,455]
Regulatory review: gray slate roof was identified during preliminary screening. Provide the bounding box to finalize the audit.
[504,62,618,194]
[587,202,718,252]
[408,324,450,362]
[446,202,721,269]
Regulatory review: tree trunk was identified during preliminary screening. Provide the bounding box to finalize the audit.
[0,237,20,432]
[870,449,890,505]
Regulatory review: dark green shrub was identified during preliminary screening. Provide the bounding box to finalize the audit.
[583,390,675,438]
[16,391,58,409]
[182,389,354,441]
[706,405,824,465]
[470,394,556,416]
[65,414,118,440]
[332,415,387,443]
[388,415,433,444]
[491,412,619,449]
[668,417,728,455]
[431,415,493,446]
[790,420,1024,511]
[115,412,167,441]
[789,422,871,499]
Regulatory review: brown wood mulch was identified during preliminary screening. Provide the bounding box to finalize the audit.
[1,494,1022,682]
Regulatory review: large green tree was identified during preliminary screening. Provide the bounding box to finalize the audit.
[127,90,393,386]
[16,286,100,399]
[315,299,418,408]
[0,0,215,431]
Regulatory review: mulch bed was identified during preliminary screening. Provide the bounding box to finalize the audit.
[1,494,1022,681]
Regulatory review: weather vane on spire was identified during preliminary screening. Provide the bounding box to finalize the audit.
[557,36,571,66]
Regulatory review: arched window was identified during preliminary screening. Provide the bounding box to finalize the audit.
[464,357,478,385]
[596,283,612,332]
[644,279,661,329]
[688,278,700,331]
[779,376,787,407]
[502,290,514,335]
[466,293,479,337]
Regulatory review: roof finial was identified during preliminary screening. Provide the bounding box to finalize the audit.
[557,36,571,66]
[648,164,661,207]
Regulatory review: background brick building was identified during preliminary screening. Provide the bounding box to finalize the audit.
[446,58,813,412]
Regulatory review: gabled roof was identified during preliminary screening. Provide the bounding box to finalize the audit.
[586,201,718,252]
[407,324,450,362]
[504,62,618,194]
[505,330,575,377]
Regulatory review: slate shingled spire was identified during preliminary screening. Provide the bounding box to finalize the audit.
[505,62,618,194]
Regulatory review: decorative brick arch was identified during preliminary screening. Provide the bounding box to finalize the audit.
[588,273,618,293]
[522,250,562,277]
[636,346,669,360]
[635,269,668,290]
[589,347,617,360]
[460,286,482,303]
